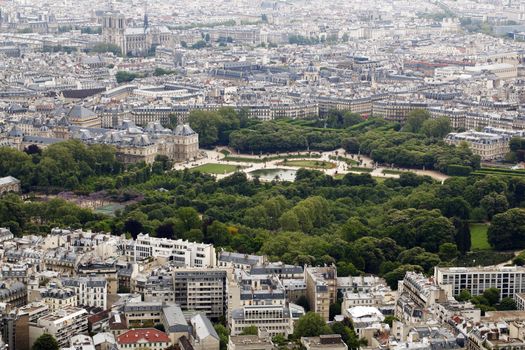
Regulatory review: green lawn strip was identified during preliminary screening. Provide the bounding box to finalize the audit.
[190,163,240,174]
[330,156,359,165]
[470,223,491,250]
[278,160,336,169]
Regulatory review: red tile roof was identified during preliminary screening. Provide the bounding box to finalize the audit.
[117,328,171,345]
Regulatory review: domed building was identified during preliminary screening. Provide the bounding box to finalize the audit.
[303,62,320,83]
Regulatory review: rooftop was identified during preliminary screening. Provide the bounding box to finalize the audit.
[117,328,170,344]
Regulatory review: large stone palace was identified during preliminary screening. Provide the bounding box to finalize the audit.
[0,105,199,164]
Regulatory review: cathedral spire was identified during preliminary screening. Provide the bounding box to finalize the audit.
[143,2,149,30]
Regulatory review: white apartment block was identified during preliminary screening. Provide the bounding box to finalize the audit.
[34,306,88,348]
[435,266,525,298]
[230,304,301,337]
[123,233,216,267]
[342,292,383,310]
[515,293,525,310]
[62,277,107,309]
[398,272,448,309]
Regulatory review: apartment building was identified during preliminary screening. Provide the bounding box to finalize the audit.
[0,282,27,308]
[217,251,265,270]
[250,263,304,280]
[372,100,429,123]
[435,266,525,298]
[123,302,164,327]
[515,293,525,310]
[398,272,448,309]
[173,268,229,319]
[1,264,29,282]
[317,95,376,116]
[230,304,301,337]
[77,262,118,295]
[62,277,107,309]
[342,291,384,309]
[305,266,337,321]
[138,273,175,303]
[32,306,88,348]
[337,275,388,294]
[433,301,481,324]
[11,303,50,350]
[123,233,216,267]
[39,288,77,311]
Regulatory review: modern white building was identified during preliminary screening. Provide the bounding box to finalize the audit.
[123,233,216,267]
[345,306,385,340]
[32,306,89,348]
[230,303,304,337]
[435,266,525,298]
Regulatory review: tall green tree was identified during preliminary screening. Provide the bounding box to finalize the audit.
[32,333,59,350]
[452,218,471,254]
[488,209,525,250]
[420,116,451,138]
[480,192,509,220]
[402,109,430,133]
[293,312,332,338]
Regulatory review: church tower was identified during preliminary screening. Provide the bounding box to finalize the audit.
[102,12,127,55]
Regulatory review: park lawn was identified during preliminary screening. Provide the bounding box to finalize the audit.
[470,223,491,250]
[190,163,239,174]
[278,160,336,169]
[329,156,359,165]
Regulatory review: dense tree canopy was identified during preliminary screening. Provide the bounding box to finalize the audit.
[402,109,431,133]
[32,333,59,350]
[293,312,332,338]
[488,208,525,250]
